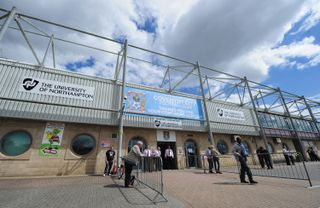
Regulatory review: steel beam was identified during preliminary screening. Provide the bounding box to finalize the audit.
[244,77,269,151]
[15,17,41,65]
[278,88,307,159]
[197,62,215,146]
[0,7,16,42]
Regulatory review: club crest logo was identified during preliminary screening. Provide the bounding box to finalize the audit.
[128,91,146,113]
[22,78,39,91]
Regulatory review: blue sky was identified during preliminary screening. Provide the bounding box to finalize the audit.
[263,11,320,98]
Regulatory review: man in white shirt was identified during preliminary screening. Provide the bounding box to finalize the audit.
[143,145,152,172]
[165,145,175,169]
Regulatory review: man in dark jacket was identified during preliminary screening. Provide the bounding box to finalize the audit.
[104,146,116,176]
[232,137,257,184]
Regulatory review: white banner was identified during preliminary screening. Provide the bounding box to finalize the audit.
[154,118,182,129]
[216,108,245,121]
[19,77,95,101]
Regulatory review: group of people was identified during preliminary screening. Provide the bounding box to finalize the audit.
[307,146,319,161]
[205,145,222,174]
[205,137,258,184]
[256,146,273,169]
[282,145,295,165]
[103,142,175,187]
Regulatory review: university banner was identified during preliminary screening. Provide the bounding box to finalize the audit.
[38,123,65,157]
[19,77,95,101]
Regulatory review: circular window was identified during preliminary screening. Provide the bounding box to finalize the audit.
[217,140,228,155]
[242,141,251,154]
[1,131,32,156]
[267,143,274,154]
[71,134,95,156]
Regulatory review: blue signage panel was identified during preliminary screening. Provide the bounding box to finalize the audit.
[125,87,204,120]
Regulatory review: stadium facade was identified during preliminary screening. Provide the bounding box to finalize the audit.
[0,7,319,177]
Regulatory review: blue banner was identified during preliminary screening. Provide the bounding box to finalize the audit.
[125,87,204,120]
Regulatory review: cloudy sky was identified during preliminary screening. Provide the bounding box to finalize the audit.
[1,0,320,102]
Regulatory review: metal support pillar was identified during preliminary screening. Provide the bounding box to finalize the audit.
[0,7,16,42]
[278,88,307,160]
[244,77,269,151]
[302,96,320,137]
[196,62,215,146]
[117,40,128,175]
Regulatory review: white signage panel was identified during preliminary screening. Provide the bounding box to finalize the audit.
[154,118,182,129]
[216,108,245,121]
[156,130,176,142]
[19,77,95,101]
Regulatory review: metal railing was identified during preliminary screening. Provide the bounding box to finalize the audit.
[123,156,166,203]
[199,153,320,187]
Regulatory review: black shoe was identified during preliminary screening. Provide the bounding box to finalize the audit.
[250,180,258,184]
[241,180,249,183]
[216,171,222,174]
[209,171,214,173]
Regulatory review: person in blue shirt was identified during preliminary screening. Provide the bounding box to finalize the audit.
[232,136,257,184]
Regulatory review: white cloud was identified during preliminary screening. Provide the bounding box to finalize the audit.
[1,0,320,100]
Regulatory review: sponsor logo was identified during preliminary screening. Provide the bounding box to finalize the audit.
[22,78,39,91]
[217,108,224,117]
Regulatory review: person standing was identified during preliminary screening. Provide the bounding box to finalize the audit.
[104,146,115,176]
[143,145,152,172]
[124,141,143,187]
[261,147,273,169]
[256,147,265,168]
[212,147,222,174]
[282,145,295,165]
[205,145,214,173]
[152,146,162,171]
[232,136,257,184]
[165,146,174,169]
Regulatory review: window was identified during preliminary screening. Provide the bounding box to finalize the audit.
[0,130,32,156]
[217,140,228,155]
[242,141,251,154]
[71,134,95,156]
[267,143,274,154]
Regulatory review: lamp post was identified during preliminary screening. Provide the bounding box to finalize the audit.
[116,40,128,176]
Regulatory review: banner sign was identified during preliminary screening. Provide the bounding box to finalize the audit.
[154,118,182,129]
[125,87,203,120]
[216,107,245,121]
[39,123,65,157]
[19,77,95,101]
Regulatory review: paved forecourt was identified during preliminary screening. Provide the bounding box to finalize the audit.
[1,170,320,208]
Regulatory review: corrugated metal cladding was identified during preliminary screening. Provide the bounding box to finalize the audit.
[0,59,259,134]
[207,100,260,135]
[0,59,120,125]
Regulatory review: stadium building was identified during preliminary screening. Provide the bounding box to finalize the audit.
[0,7,319,177]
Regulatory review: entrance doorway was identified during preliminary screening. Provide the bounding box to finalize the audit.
[184,139,198,168]
[157,142,176,170]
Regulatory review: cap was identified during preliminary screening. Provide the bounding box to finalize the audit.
[137,141,143,145]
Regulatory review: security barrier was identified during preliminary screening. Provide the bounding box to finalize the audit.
[128,156,166,203]
[199,153,320,187]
